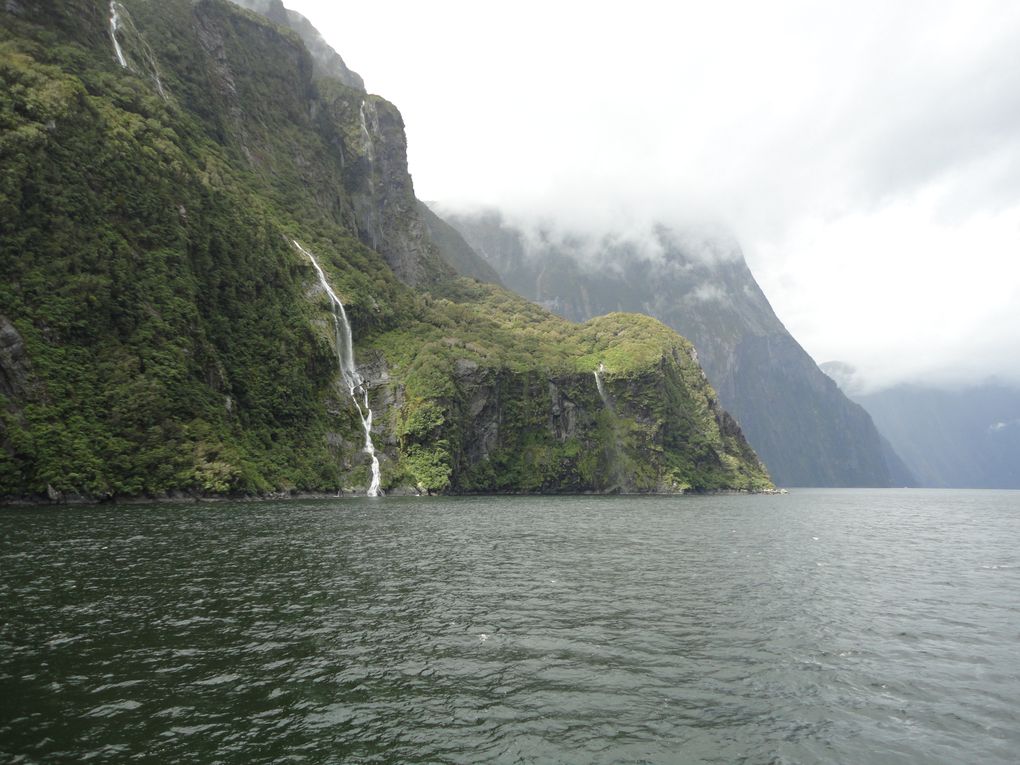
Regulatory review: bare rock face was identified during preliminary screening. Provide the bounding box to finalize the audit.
[548,381,578,441]
[226,0,365,90]
[448,363,511,467]
[218,0,456,288]
[321,92,454,287]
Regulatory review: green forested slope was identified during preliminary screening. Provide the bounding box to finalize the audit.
[0,0,770,499]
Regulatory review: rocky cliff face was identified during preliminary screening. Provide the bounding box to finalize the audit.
[440,209,896,487]
[321,87,456,286]
[188,0,455,288]
[0,0,770,500]
[224,0,364,89]
[371,307,769,494]
[222,0,496,290]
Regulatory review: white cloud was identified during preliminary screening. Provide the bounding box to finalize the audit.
[689,284,726,304]
[751,183,1020,390]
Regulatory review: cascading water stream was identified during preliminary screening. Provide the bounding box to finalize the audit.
[594,362,627,491]
[109,1,128,68]
[107,2,167,100]
[594,362,613,413]
[293,240,382,496]
[358,100,375,162]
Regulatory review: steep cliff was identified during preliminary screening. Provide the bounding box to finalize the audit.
[0,0,770,499]
[417,201,503,286]
[440,209,896,487]
[366,288,770,493]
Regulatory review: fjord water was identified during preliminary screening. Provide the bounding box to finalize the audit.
[2,491,1017,764]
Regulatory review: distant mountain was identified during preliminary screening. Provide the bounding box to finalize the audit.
[438,209,896,487]
[878,435,919,487]
[417,202,503,286]
[822,366,1020,489]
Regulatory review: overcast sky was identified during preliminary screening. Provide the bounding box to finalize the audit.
[288,0,1020,391]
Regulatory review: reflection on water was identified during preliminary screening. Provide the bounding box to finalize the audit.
[2,490,1018,763]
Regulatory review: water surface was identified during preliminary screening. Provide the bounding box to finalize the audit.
[2,490,1018,763]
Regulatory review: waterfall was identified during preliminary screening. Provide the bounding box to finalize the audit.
[594,362,626,491]
[594,362,613,413]
[358,100,375,162]
[293,240,382,496]
[107,2,168,100]
[144,45,167,98]
[109,2,128,68]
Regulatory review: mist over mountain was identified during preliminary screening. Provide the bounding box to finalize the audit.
[282,1,1020,394]
[439,208,895,488]
[823,364,1020,489]
[227,0,364,89]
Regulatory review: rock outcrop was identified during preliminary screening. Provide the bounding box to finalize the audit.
[440,209,897,487]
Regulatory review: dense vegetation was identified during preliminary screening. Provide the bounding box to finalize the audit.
[0,0,771,500]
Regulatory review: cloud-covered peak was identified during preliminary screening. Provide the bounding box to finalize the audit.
[289,0,1020,389]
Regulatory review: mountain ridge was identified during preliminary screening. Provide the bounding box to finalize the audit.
[822,363,1020,489]
[437,207,897,487]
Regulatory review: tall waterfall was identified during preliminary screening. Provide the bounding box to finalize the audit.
[293,240,382,496]
[109,2,128,68]
[594,362,626,491]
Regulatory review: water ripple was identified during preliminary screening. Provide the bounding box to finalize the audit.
[2,490,1019,763]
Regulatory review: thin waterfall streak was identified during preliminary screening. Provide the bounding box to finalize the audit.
[358,100,375,161]
[147,54,167,98]
[595,362,626,491]
[109,2,128,68]
[294,240,382,497]
[107,2,168,100]
[594,362,613,413]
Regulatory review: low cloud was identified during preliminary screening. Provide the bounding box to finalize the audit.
[989,419,1020,433]
[688,284,727,304]
[290,0,1020,389]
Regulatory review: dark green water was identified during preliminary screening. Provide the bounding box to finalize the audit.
[2,490,1018,763]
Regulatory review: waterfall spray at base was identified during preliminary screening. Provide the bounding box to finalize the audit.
[293,241,381,496]
[109,2,128,68]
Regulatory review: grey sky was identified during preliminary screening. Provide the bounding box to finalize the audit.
[287,0,1020,391]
